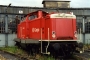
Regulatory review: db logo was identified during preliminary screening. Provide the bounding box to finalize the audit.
[32,28,39,33]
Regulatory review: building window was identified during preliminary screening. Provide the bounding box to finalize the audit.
[1,7,7,13]
[24,8,29,14]
[7,7,13,13]
[8,15,21,34]
[85,17,90,33]
[29,15,37,20]
[19,10,23,14]
[15,8,24,14]
[13,8,17,13]
[0,17,5,33]
[76,17,83,34]
[0,7,1,13]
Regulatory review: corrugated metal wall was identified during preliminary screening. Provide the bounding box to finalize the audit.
[78,34,90,44]
[0,34,16,47]
[0,34,5,47]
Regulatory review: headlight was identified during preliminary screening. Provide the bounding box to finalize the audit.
[74,31,77,38]
[52,34,56,38]
[52,31,56,38]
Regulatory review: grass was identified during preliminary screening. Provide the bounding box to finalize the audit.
[0,46,25,55]
[2,45,90,60]
[73,56,82,60]
[0,46,55,60]
[38,55,54,60]
[73,44,90,60]
[84,44,90,50]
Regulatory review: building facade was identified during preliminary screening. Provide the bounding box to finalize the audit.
[42,0,70,8]
[0,5,90,47]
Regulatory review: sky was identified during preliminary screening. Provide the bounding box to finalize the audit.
[0,0,90,8]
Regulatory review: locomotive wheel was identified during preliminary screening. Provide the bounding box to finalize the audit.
[15,42,21,48]
[27,44,40,57]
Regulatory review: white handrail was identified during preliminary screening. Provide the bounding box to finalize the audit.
[46,28,50,54]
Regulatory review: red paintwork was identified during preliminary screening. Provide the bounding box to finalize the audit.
[19,22,27,39]
[51,18,77,40]
[17,15,30,39]
[29,19,41,39]
[17,24,20,38]
[17,10,77,41]
[73,19,77,39]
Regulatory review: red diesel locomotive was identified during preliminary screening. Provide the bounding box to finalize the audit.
[15,10,83,57]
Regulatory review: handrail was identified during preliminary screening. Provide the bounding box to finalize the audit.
[41,28,42,53]
[46,28,50,54]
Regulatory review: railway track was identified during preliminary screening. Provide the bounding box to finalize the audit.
[53,50,90,60]
[0,50,35,60]
[0,48,90,60]
[0,50,76,60]
[74,51,90,60]
[0,50,20,60]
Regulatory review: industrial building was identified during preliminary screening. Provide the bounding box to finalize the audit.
[0,0,90,47]
[42,0,70,8]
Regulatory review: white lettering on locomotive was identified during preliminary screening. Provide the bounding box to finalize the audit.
[32,28,39,33]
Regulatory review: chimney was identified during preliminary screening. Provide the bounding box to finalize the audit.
[42,0,71,8]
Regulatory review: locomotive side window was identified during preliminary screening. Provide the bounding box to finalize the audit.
[29,15,37,20]
[21,17,26,21]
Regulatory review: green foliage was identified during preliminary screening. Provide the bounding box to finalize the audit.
[89,58,90,60]
[38,55,54,60]
[0,46,25,55]
[0,46,55,60]
[84,44,90,50]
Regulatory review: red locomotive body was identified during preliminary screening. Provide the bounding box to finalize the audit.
[18,11,77,40]
[51,17,77,40]
[17,24,20,38]
[15,10,83,57]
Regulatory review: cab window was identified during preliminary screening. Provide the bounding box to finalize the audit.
[29,15,37,20]
[21,17,26,21]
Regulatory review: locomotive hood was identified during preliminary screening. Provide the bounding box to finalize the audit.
[49,13,77,40]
